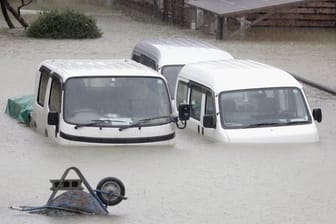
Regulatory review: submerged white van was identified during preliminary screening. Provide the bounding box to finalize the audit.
[31,59,188,145]
[131,38,234,96]
[174,59,322,143]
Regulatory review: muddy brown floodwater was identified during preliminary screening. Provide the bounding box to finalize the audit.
[0,1,336,224]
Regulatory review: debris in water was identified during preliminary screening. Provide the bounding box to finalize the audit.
[9,167,127,215]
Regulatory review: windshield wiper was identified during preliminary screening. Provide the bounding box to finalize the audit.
[74,119,125,129]
[246,122,285,128]
[282,120,308,126]
[246,120,309,128]
[119,115,173,131]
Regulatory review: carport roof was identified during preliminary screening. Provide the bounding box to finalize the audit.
[185,0,304,16]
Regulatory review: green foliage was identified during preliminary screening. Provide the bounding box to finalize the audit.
[26,9,102,39]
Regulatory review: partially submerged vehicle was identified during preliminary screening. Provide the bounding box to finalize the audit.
[174,59,322,143]
[131,38,234,97]
[6,59,189,145]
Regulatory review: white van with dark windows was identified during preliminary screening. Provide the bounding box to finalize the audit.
[31,59,188,145]
[175,59,322,143]
[131,38,234,97]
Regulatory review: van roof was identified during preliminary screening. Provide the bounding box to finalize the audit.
[179,59,302,93]
[132,38,234,67]
[40,59,162,81]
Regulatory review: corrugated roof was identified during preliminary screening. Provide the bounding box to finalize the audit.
[185,0,304,16]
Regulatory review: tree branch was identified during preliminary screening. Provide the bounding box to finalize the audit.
[0,0,15,28]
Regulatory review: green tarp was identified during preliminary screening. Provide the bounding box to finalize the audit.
[5,95,34,126]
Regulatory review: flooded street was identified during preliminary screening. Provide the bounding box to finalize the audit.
[1,1,336,223]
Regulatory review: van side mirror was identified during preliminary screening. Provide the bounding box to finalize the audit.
[203,115,216,128]
[48,112,59,126]
[178,104,191,121]
[312,108,322,123]
[176,104,190,129]
[48,112,59,137]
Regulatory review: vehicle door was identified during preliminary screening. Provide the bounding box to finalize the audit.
[46,74,62,141]
[201,90,218,139]
[33,67,51,136]
[189,83,206,135]
[176,80,207,135]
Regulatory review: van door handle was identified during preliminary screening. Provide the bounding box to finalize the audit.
[197,125,200,134]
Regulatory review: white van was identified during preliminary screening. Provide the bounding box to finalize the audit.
[131,38,234,96]
[174,59,322,143]
[31,59,188,145]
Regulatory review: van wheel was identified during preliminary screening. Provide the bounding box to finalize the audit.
[96,177,125,206]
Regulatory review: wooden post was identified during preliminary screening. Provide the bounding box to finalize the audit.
[180,0,184,27]
[216,16,224,40]
[153,0,159,16]
[172,0,176,24]
[163,0,168,21]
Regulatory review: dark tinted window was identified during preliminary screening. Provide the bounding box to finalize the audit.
[140,55,157,70]
[37,71,49,106]
[132,54,140,62]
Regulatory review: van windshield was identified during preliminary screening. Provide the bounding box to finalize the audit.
[219,87,311,129]
[161,65,183,97]
[63,77,172,127]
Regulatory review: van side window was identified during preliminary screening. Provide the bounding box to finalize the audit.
[140,55,157,70]
[49,78,62,112]
[190,85,202,121]
[176,81,188,107]
[132,54,140,62]
[37,71,50,106]
[205,92,215,116]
